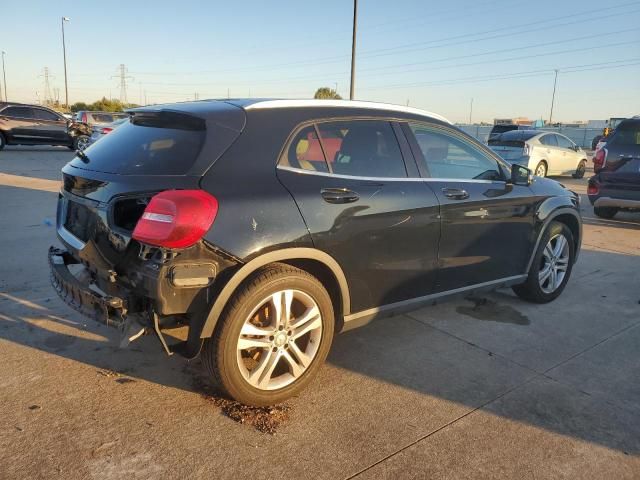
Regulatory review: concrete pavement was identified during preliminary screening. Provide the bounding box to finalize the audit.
[0,146,638,479]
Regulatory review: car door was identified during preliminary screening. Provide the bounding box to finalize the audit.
[555,134,580,173]
[277,119,441,313]
[33,107,69,144]
[539,133,561,174]
[0,106,39,142]
[404,122,538,293]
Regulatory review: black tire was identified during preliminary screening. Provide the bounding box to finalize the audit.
[72,135,90,151]
[513,221,575,304]
[572,160,587,179]
[534,161,547,178]
[594,206,618,219]
[0,132,6,150]
[202,263,335,406]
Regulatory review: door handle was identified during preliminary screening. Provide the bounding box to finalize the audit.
[442,188,469,200]
[321,188,359,204]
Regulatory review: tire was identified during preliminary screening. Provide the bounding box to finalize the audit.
[0,133,5,150]
[72,135,90,151]
[594,206,618,219]
[513,221,575,303]
[572,160,587,179]
[534,161,547,178]
[202,263,335,406]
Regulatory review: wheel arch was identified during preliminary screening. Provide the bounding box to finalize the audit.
[199,248,351,339]
[526,204,582,273]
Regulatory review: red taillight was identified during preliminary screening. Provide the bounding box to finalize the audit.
[593,148,607,171]
[587,183,599,195]
[81,112,87,123]
[101,127,113,134]
[132,190,218,249]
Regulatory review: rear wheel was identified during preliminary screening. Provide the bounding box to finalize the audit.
[202,264,334,406]
[0,133,5,150]
[534,161,547,177]
[513,221,574,303]
[594,206,618,219]
[572,160,586,179]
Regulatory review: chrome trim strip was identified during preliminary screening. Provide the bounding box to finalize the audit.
[277,165,502,184]
[58,224,86,251]
[244,99,452,124]
[342,274,527,331]
[594,197,640,209]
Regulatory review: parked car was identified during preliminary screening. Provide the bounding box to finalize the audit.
[487,124,530,141]
[0,102,92,151]
[88,117,129,146]
[73,110,129,126]
[488,130,588,178]
[588,116,640,219]
[49,99,582,406]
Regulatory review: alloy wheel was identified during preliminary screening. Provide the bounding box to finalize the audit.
[236,289,322,391]
[535,163,547,177]
[76,136,90,151]
[538,233,570,294]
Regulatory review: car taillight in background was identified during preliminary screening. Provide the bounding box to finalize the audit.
[523,143,532,156]
[100,127,113,134]
[593,148,607,172]
[132,190,218,249]
[587,182,599,195]
[81,112,87,123]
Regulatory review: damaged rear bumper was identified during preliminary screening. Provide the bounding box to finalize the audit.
[49,246,128,329]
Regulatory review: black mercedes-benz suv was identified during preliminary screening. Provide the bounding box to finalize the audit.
[588,116,640,219]
[49,99,582,406]
[0,102,91,151]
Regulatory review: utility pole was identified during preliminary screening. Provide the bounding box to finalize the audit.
[349,0,358,100]
[112,64,134,104]
[469,98,474,124]
[61,17,70,107]
[1,51,7,101]
[549,69,559,125]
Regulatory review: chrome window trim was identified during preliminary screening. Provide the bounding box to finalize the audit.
[277,165,504,184]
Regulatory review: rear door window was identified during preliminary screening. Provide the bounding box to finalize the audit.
[283,125,329,173]
[317,120,407,178]
[4,106,35,119]
[69,111,206,175]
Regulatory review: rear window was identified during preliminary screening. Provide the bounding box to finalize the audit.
[608,121,640,147]
[90,113,117,124]
[490,125,518,135]
[69,112,205,175]
[488,130,537,146]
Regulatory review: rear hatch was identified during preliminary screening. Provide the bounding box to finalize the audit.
[599,119,640,198]
[57,101,245,275]
[488,130,538,163]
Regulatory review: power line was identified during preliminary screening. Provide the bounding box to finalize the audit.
[38,67,54,104]
[111,64,134,104]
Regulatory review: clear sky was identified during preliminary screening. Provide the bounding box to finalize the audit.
[2,0,639,123]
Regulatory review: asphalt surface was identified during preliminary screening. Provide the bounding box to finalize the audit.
[0,146,638,479]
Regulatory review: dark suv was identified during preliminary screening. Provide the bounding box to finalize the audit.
[588,117,640,219]
[49,99,582,406]
[0,102,91,151]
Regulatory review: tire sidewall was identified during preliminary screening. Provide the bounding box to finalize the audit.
[573,161,586,179]
[0,132,5,150]
[527,221,575,302]
[535,161,547,177]
[215,270,334,406]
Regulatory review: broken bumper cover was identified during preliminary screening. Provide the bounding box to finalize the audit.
[48,246,127,329]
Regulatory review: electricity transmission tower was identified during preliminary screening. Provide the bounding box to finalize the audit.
[38,67,54,105]
[112,64,134,104]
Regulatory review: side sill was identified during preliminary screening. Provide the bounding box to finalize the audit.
[341,274,527,333]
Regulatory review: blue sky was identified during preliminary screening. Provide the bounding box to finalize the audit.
[2,0,639,122]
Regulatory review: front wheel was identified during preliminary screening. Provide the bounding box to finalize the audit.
[534,161,547,178]
[202,264,334,406]
[572,160,587,179]
[513,221,575,303]
[73,135,90,151]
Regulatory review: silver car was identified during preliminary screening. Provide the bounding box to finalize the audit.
[489,130,588,178]
[88,117,129,146]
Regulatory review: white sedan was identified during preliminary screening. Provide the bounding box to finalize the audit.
[489,130,588,178]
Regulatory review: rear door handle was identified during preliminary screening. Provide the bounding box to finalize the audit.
[442,188,469,200]
[321,188,359,204]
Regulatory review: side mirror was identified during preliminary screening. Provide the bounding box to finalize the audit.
[510,163,532,186]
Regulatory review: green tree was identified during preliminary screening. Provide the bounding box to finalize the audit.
[313,87,342,100]
[70,102,89,113]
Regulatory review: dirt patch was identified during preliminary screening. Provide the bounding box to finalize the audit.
[187,363,291,435]
[457,297,530,325]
